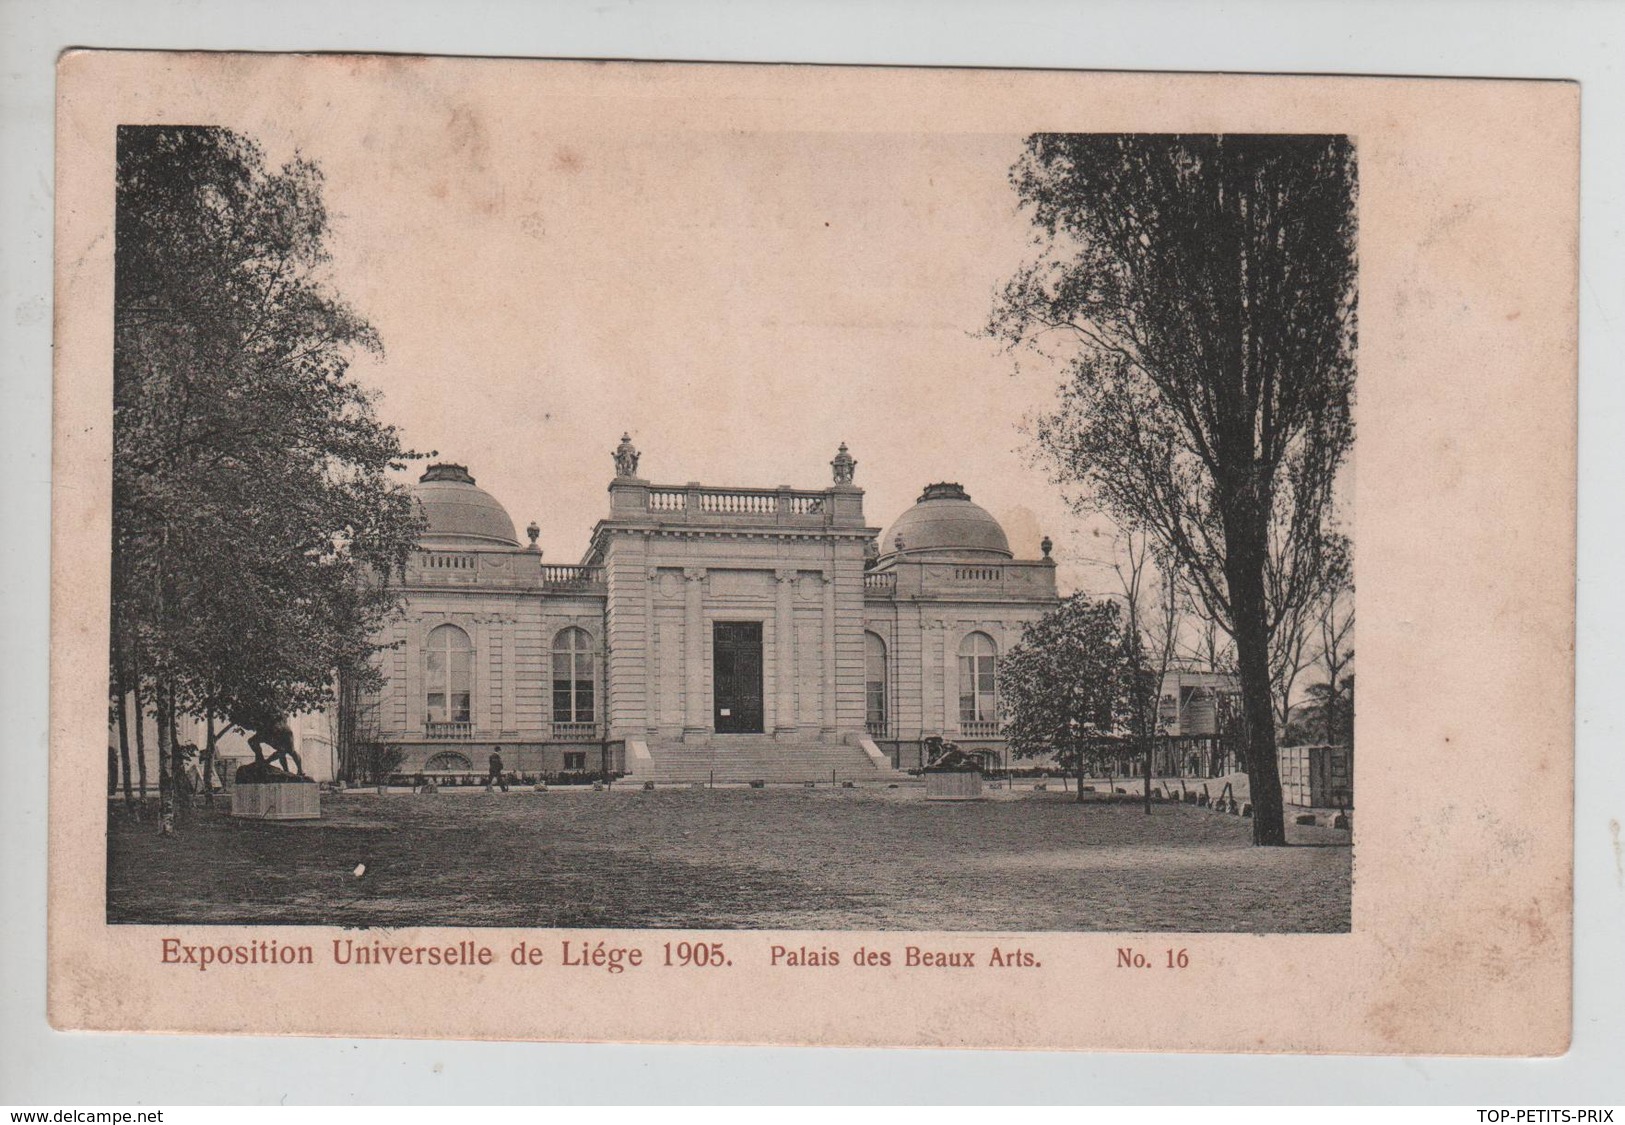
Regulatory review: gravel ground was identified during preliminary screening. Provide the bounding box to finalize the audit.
[106,786,1351,932]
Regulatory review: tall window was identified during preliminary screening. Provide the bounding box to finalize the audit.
[552,627,596,724]
[958,631,998,725]
[864,632,888,736]
[425,624,472,724]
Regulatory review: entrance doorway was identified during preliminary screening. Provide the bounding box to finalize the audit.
[712,621,764,733]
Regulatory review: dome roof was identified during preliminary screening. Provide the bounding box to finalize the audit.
[412,464,519,547]
[879,483,1012,562]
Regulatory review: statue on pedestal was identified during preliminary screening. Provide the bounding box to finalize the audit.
[613,432,641,479]
[831,442,856,485]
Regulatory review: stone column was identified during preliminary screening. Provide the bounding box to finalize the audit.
[683,568,707,734]
[941,620,957,735]
[774,568,797,735]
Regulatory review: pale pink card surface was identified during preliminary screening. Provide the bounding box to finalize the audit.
[51,53,1576,1053]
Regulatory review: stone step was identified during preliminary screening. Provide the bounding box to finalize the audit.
[623,739,905,783]
[632,754,891,765]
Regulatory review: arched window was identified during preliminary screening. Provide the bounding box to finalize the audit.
[425,624,472,727]
[958,631,998,731]
[552,627,596,725]
[424,751,473,773]
[864,632,888,737]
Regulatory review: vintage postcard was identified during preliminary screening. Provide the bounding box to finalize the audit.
[49,52,1576,1052]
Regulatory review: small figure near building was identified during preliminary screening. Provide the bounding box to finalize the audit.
[487,746,508,792]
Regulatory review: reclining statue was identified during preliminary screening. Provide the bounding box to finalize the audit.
[923,735,990,773]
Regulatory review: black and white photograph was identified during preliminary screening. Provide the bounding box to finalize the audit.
[104,116,1357,934]
[42,52,1580,1056]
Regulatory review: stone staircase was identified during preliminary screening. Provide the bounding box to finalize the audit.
[622,735,908,785]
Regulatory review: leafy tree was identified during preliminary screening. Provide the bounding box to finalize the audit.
[1000,595,1138,801]
[113,125,423,832]
[989,134,1357,845]
[1268,534,1350,737]
[1284,675,1354,747]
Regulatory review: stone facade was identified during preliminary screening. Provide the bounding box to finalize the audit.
[366,442,1060,779]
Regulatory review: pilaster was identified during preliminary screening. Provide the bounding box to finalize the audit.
[683,567,707,733]
[774,568,797,734]
[821,569,837,733]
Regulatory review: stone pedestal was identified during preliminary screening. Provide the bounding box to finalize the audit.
[231,782,321,820]
[925,771,984,801]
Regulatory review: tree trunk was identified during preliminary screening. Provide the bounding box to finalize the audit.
[1075,746,1086,803]
[334,669,350,784]
[156,682,175,836]
[1226,524,1287,846]
[169,700,189,823]
[202,709,217,807]
[1143,738,1153,815]
[113,652,134,813]
[132,675,148,817]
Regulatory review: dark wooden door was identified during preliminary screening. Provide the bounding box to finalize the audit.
[712,621,764,733]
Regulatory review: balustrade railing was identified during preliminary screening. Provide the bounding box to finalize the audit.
[425,721,474,740]
[645,486,830,518]
[697,490,777,515]
[865,719,891,738]
[421,552,476,571]
[541,565,605,586]
[864,571,897,592]
[551,721,600,740]
[958,719,1002,738]
[953,566,1003,582]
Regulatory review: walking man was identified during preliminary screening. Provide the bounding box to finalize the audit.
[487,746,508,792]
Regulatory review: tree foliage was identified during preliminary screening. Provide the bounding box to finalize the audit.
[999,595,1138,800]
[989,134,1357,844]
[112,125,423,829]
[1269,534,1351,735]
[1285,675,1355,748]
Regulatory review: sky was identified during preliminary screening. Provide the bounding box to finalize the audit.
[218,60,1351,603]
[227,73,1125,595]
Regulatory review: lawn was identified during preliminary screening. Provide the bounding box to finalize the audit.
[106,786,1351,932]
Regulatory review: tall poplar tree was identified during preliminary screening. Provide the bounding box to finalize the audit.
[989,134,1357,845]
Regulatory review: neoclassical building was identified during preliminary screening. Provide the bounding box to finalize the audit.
[367,437,1060,782]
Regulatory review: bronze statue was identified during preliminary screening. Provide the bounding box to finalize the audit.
[232,711,304,779]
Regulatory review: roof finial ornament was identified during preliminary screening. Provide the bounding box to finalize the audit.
[1041,534,1053,560]
[526,521,542,553]
[613,432,641,480]
[420,462,476,485]
[831,442,856,486]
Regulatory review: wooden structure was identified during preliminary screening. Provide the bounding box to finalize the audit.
[1276,744,1353,808]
